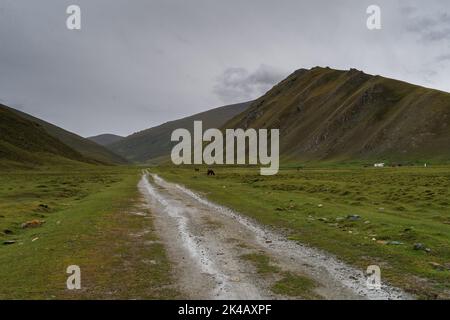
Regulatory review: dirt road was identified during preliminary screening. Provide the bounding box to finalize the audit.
[139,172,411,300]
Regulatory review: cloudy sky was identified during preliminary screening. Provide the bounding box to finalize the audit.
[0,0,449,137]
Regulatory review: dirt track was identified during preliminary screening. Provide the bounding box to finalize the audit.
[139,172,411,300]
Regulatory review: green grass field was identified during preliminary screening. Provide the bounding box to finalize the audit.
[2,163,450,299]
[153,165,450,299]
[0,166,178,299]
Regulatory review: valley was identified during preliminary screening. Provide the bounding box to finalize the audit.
[151,165,450,299]
[1,67,450,300]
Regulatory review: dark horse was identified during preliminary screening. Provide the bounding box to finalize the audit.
[207,169,215,176]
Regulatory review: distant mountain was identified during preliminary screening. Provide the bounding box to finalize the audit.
[4,105,128,164]
[0,104,92,166]
[88,134,124,146]
[108,102,252,163]
[224,67,450,163]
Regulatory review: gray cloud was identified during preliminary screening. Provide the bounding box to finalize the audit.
[213,65,287,103]
[1,1,450,137]
[436,54,450,62]
[405,10,450,42]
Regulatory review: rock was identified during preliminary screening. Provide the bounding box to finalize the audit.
[413,243,425,250]
[318,204,323,208]
[21,220,45,229]
[386,241,403,245]
[39,204,49,209]
[346,215,361,221]
[31,237,39,242]
[265,240,272,244]
[3,229,13,235]
[413,243,431,253]
[429,262,446,271]
[3,240,16,245]
[231,276,240,282]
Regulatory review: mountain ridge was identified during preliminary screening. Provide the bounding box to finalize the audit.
[3,105,128,164]
[88,134,124,146]
[223,67,450,163]
[0,104,95,167]
[108,101,252,163]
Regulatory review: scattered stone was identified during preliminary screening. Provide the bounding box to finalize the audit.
[413,243,432,253]
[318,217,328,222]
[318,204,323,208]
[346,215,361,221]
[364,221,371,224]
[413,243,425,250]
[231,276,240,282]
[3,240,16,245]
[386,241,403,245]
[429,262,446,271]
[31,237,39,242]
[21,220,45,229]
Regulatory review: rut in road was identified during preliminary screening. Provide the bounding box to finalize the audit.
[139,172,412,300]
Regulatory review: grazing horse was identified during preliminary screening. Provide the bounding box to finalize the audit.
[194,168,199,172]
[207,169,215,176]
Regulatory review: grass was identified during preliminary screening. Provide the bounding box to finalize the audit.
[271,272,319,299]
[241,253,280,274]
[153,165,450,299]
[0,166,178,299]
[240,252,319,298]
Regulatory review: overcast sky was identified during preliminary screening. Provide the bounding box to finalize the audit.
[0,0,449,137]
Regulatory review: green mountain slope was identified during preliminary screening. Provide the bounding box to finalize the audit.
[108,102,252,163]
[224,67,450,163]
[88,134,124,146]
[0,104,93,167]
[4,106,128,164]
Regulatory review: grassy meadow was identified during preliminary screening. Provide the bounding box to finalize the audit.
[153,165,450,299]
[0,165,178,299]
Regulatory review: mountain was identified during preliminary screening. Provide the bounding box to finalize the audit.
[0,104,92,166]
[108,102,252,163]
[224,67,450,163]
[3,105,128,164]
[88,134,124,146]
